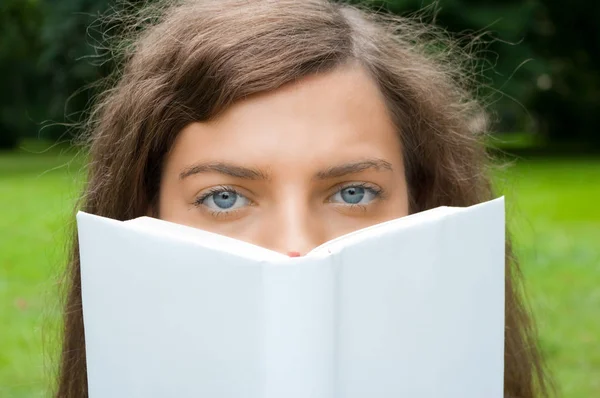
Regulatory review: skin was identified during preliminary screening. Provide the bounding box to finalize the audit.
[158,65,409,255]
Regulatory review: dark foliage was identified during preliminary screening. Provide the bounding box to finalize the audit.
[0,0,598,149]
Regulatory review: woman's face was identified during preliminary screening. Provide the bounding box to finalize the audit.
[158,65,409,255]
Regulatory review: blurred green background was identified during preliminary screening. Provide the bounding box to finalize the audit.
[1,0,599,397]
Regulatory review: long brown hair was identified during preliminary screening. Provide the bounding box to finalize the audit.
[56,0,552,396]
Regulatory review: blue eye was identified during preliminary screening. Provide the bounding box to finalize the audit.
[212,191,237,209]
[341,186,365,204]
[330,184,380,205]
[199,188,250,211]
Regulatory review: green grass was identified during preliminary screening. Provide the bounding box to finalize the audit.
[0,142,85,397]
[494,158,600,395]
[0,143,599,397]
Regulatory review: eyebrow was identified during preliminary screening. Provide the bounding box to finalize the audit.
[179,158,393,181]
[179,162,270,180]
[314,158,393,180]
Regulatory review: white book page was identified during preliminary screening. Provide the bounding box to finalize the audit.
[78,212,269,397]
[333,197,505,397]
[77,197,505,398]
[77,212,336,398]
[117,202,475,261]
[307,205,455,256]
[124,215,287,262]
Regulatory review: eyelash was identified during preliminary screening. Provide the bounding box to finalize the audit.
[335,182,383,197]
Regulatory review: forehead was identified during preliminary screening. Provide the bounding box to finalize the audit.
[167,65,402,174]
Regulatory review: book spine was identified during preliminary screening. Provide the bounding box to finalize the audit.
[262,257,336,398]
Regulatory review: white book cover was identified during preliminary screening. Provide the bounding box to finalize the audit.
[77,196,505,398]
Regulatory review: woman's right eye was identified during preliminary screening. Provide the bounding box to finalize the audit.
[196,188,250,212]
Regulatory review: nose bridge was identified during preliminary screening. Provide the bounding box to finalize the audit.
[269,193,324,256]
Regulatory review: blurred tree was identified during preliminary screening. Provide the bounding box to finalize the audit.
[0,0,112,148]
[347,0,541,132]
[0,0,598,149]
[350,0,600,148]
[36,0,113,143]
[0,0,44,149]
[527,0,600,148]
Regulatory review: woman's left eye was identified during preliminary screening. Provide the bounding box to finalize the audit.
[329,184,381,205]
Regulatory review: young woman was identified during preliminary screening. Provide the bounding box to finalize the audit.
[56,0,552,396]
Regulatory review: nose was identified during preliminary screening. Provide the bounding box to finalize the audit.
[261,199,326,256]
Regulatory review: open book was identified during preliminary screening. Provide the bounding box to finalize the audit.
[77,197,505,398]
